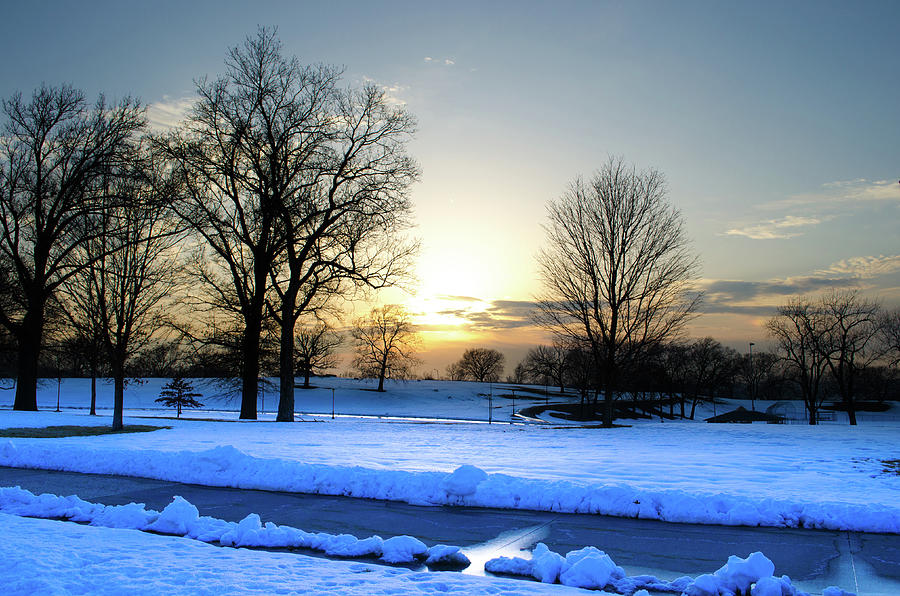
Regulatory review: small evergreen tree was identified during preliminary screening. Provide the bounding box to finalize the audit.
[156,377,204,418]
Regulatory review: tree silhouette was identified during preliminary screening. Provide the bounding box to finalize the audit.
[0,85,144,411]
[156,376,204,418]
[352,305,420,391]
[536,157,700,426]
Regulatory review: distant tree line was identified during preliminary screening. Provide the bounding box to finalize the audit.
[509,324,898,426]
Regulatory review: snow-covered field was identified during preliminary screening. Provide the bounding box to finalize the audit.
[0,377,893,594]
[1,401,898,532]
[1,376,550,422]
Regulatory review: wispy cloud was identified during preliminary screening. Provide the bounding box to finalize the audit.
[362,77,409,106]
[699,253,900,315]
[146,96,193,131]
[724,215,827,240]
[424,56,456,67]
[818,254,900,278]
[427,298,538,331]
[436,295,483,303]
[768,178,899,210]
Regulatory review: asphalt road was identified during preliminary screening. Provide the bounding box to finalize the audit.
[2,466,898,595]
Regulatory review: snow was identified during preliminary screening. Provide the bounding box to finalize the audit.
[441,463,488,496]
[381,535,428,563]
[1,376,553,422]
[0,486,858,595]
[0,513,595,595]
[0,377,889,594]
[682,552,778,595]
[1,406,898,533]
[0,487,454,566]
[558,546,625,590]
[483,546,829,595]
[424,544,471,569]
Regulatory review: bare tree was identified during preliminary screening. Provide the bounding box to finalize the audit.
[269,63,418,422]
[67,146,184,429]
[161,33,290,420]
[164,29,417,422]
[737,349,778,405]
[683,337,739,419]
[0,85,145,410]
[536,157,701,426]
[59,283,104,416]
[295,321,342,389]
[451,347,505,383]
[878,308,900,368]
[519,343,571,391]
[351,304,421,391]
[818,290,882,425]
[767,297,830,425]
[445,361,466,381]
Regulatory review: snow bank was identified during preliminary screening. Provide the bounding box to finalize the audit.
[2,434,898,533]
[1,488,858,596]
[0,487,443,566]
[486,547,854,596]
[1,513,594,595]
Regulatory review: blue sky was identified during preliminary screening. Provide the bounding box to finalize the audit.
[2,1,898,367]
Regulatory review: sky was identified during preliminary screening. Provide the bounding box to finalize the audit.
[1,0,898,373]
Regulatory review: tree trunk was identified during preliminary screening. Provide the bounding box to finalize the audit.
[377,361,387,392]
[599,345,616,426]
[276,296,296,422]
[846,400,857,425]
[112,361,125,431]
[90,371,97,416]
[13,303,45,411]
[303,369,311,389]
[240,315,261,420]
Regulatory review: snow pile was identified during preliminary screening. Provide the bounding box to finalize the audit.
[423,544,471,570]
[440,464,487,497]
[381,535,428,564]
[487,543,633,590]
[486,547,855,596]
[0,487,443,566]
[0,513,594,595]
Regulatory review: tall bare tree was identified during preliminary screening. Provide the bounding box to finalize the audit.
[0,85,145,410]
[767,297,830,425]
[164,29,417,421]
[536,157,701,426]
[818,290,882,425]
[352,304,421,391]
[162,33,289,419]
[880,308,900,368]
[270,79,418,422]
[67,146,184,429]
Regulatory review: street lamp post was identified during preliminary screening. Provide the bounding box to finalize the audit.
[749,342,755,412]
[488,382,493,424]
